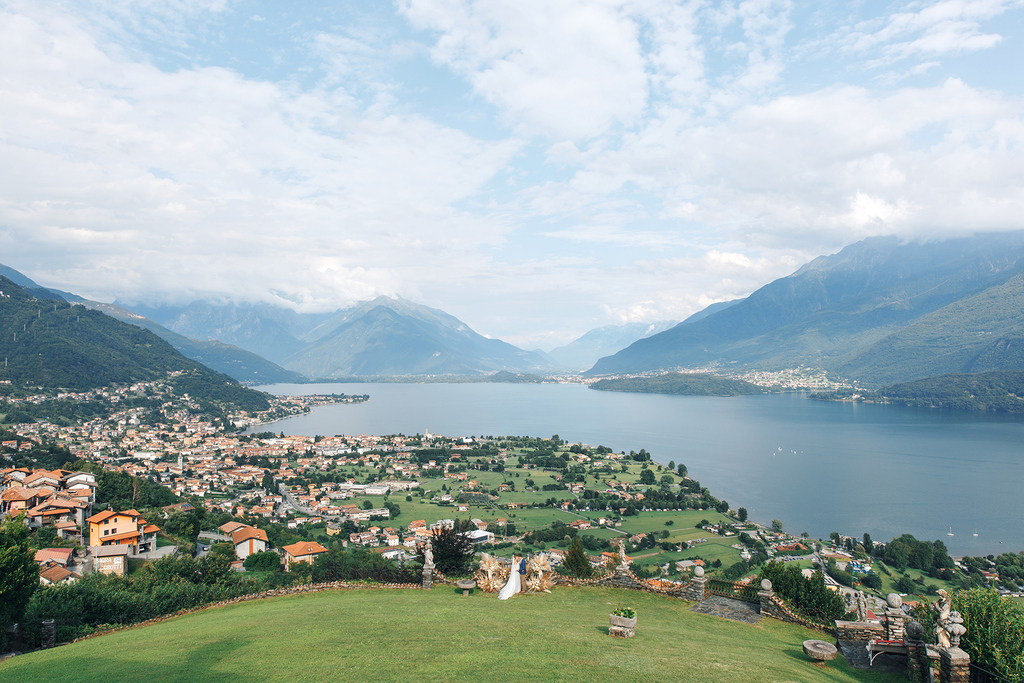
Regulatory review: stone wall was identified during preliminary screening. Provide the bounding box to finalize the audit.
[835,621,884,641]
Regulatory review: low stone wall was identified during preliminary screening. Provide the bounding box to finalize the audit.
[835,620,884,641]
[761,594,835,635]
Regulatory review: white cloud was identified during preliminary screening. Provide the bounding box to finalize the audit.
[400,0,649,141]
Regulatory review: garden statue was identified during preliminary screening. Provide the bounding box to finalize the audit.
[423,541,434,570]
[618,542,629,569]
[932,589,952,648]
[856,590,868,622]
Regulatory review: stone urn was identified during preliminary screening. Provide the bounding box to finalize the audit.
[456,579,477,597]
[609,613,637,629]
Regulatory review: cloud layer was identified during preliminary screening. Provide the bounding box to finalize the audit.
[1,0,1022,348]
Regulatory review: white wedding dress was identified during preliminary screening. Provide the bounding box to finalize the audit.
[498,561,522,600]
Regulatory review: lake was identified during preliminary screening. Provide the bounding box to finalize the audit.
[252,382,1024,556]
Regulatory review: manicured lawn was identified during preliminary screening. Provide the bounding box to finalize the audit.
[0,587,902,683]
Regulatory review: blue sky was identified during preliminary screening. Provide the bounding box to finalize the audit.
[1,0,1022,349]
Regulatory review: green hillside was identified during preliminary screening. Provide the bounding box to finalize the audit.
[0,276,269,411]
[881,371,1024,412]
[590,373,764,396]
[0,587,899,683]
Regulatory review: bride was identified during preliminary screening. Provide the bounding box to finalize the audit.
[498,555,522,600]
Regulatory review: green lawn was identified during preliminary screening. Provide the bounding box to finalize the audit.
[0,587,902,683]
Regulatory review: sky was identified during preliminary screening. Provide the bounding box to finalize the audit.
[1,0,1023,350]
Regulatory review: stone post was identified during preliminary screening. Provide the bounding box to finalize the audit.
[939,647,970,683]
[883,593,906,641]
[758,579,774,617]
[421,568,433,590]
[682,566,706,601]
[41,620,56,649]
[904,621,926,682]
[4,623,21,653]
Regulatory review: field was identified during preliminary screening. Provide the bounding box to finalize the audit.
[0,586,903,683]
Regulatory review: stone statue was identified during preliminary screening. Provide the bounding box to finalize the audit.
[423,541,434,570]
[618,542,629,569]
[856,591,868,622]
[932,589,952,648]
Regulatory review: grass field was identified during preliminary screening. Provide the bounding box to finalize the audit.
[0,587,902,683]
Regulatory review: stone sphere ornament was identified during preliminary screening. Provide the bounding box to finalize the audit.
[905,621,924,642]
[760,579,772,591]
[886,593,903,609]
[694,566,704,578]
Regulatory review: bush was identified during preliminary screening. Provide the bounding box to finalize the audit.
[953,588,1024,682]
[243,551,281,572]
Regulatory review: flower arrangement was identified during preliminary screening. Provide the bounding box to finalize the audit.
[611,606,636,619]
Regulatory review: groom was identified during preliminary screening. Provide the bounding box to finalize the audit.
[518,555,527,580]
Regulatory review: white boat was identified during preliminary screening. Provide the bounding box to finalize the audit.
[947,527,954,537]
[973,530,979,537]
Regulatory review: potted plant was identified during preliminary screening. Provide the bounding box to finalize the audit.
[610,606,637,628]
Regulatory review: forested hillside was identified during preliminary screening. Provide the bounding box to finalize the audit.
[0,276,269,410]
[589,373,764,396]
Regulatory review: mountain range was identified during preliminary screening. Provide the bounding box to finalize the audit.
[6,231,1024,388]
[588,232,1024,386]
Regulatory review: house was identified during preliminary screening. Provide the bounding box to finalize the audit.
[231,526,270,560]
[34,548,74,567]
[86,509,160,554]
[39,564,80,585]
[281,541,329,569]
[91,544,131,576]
[218,520,249,536]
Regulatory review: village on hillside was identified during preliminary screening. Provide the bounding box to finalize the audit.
[2,377,1020,609]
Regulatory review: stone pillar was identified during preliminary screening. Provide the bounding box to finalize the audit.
[421,568,433,590]
[758,579,774,616]
[905,621,926,682]
[883,608,906,641]
[883,593,906,642]
[4,623,21,653]
[939,647,970,683]
[683,575,706,602]
[41,620,56,649]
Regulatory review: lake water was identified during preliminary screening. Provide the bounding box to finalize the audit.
[252,382,1024,556]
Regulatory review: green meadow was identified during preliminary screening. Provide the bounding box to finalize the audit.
[0,587,902,683]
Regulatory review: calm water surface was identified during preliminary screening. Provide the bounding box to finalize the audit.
[252,383,1024,556]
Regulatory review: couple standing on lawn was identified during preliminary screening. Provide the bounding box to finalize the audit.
[498,555,528,600]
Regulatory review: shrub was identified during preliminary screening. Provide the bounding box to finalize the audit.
[243,551,281,572]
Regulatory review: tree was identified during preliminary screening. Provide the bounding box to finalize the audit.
[677,463,687,478]
[261,471,275,492]
[771,519,784,533]
[862,532,873,555]
[639,469,656,486]
[1,514,36,650]
[425,523,474,575]
[737,507,748,522]
[563,537,593,579]
[667,460,675,470]
[244,550,282,572]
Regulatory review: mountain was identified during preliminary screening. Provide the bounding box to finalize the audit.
[587,232,1024,386]
[0,265,65,302]
[74,300,306,385]
[0,264,303,384]
[283,296,557,377]
[0,275,269,410]
[547,321,679,371]
[124,301,334,364]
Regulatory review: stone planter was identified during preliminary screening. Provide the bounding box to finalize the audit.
[609,614,637,629]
